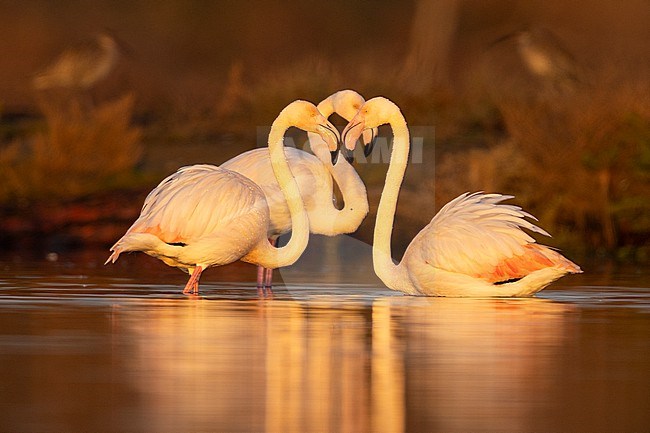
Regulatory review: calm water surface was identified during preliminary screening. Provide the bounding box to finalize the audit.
[1,239,649,433]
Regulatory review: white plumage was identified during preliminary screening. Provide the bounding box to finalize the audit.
[222,148,330,236]
[107,100,341,295]
[107,166,269,269]
[342,97,581,297]
[416,193,547,274]
[222,89,371,286]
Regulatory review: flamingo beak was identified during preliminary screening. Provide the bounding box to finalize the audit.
[318,121,341,165]
[363,128,377,157]
[331,149,339,165]
[341,147,354,164]
[342,117,365,154]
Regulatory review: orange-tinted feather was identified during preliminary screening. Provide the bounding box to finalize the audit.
[478,244,581,283]
[130,223,185,245]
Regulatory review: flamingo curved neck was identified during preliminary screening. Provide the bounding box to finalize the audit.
[309,159,369,235]
[248,116,310,269]
[307,96,369,236]
[308,92,336,165]
[373,113,415,293]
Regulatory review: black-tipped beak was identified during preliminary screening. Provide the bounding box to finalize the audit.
[331,150,339,165]
[322,122,341,166]
[342,147,354,164]
[364,130,377,157]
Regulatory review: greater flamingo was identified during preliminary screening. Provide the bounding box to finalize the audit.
[342,97,581,297]
[106,100,340,295]
[221,89,373,287]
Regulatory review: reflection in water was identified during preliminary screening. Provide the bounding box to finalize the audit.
[372,298,404,433]
[386,297,572,432]
[120,300,376,432]
[1,255,650,432]
[112,295,575,432]
[264,301,371,432]
[120,300,268,432]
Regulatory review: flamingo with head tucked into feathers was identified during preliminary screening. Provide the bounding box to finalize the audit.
[222,89,375,288]
[106,100,340,295]
[342,97,582,297]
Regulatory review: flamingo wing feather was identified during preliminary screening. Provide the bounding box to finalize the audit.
[126,165,265,244]
[410,192,579,283]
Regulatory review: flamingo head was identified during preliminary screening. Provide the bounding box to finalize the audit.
[282,100,342,165]
[327,90,379,163]
[342,97,399,153]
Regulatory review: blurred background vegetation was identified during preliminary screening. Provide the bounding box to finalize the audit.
[0,0,648,260]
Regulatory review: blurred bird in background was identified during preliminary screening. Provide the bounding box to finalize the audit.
[492,26,583,95]
[32,30,129,109]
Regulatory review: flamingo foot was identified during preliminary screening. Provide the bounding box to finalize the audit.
[182,266,203,295]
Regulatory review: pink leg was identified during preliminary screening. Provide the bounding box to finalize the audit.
[264,238,278,290]
[264,267,273,289]
[182,266,203,295]
[256,265,265,289]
